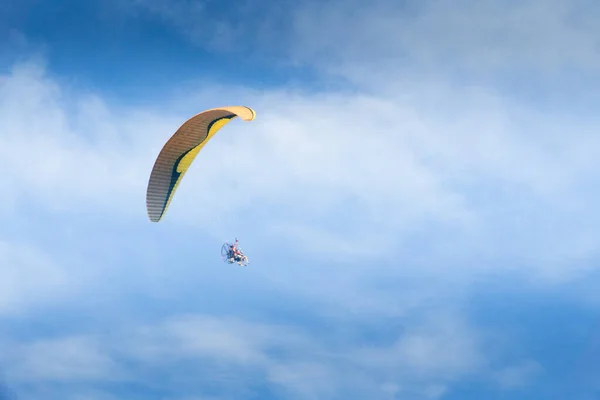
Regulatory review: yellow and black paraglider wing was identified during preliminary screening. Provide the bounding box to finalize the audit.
[146,106,256,222]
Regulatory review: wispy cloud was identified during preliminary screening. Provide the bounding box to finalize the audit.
[492,359,543,389]
[126,0,600,86]
[5,336,122,382]
[1,2,600,397]
[290,0,600,77]
[1,311,492,400]
[0,240,71,315]
[126,0,294,59]
[2,55,599,280]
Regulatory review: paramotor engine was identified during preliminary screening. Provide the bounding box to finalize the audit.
[221,240,249,267]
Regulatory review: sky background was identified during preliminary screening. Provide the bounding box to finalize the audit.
[1,0,600,399]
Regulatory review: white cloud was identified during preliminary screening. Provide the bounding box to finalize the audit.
[353,312,484,387]
[1,55,599,283]
[1,2,599,399]
[0,240,72,315]
[492,359,543,389]
[127,0,600,87]
[1,311,491,399]
[288,0,600,86]
[126,0,291,59]
[122,315,285,365]
[5,336,121,382]
[0,61,155,219]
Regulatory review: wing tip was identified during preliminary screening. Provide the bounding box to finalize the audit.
[245,106,256,121]
[147,209,163,223]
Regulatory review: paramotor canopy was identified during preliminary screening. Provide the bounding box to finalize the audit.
[146,106,256,222]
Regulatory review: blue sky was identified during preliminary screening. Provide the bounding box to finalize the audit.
[1,0,600,399]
